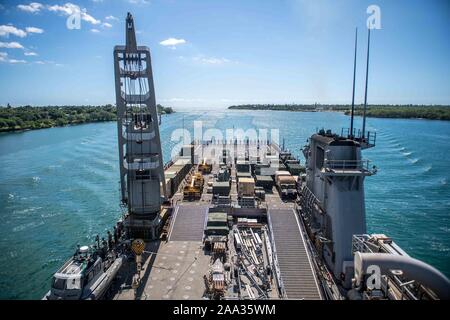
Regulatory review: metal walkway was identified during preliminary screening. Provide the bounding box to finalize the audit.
[268,208,322,300]
[168,204,208,242]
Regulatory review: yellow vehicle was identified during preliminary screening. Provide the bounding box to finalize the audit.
[198,158,212,174]
[183,172,204,200]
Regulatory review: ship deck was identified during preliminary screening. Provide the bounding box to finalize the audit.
[111,141,322,300]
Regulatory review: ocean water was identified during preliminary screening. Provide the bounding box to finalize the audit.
[0,110,449,299]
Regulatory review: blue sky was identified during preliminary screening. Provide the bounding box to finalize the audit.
[0,0,449,109]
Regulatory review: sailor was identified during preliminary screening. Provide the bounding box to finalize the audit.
[113,226,118,244]
[101,237,107,258]
[107,231,113,249]
[93,244,100,257]
[74,244,80,258]
[116,222,123,238]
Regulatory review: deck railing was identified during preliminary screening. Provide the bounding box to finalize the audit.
[324,159,372,172]
[340,128,377,147]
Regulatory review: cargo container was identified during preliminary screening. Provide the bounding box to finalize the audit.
[285,159,300,165]
[286,163,305,175]
[217,166,230,182]
[238,196,256,208]
[236,160,250,173]
[255,175,274,189]
[238,177,255,197]
[181,144,194,164]
[212,181,231,196]
[236,172,252,182]
[255,163,270,175]
[163,160,192,198]
[255,189,266,200]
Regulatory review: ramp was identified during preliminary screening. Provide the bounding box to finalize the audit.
[268,208,322,300]
[168,205,208,242]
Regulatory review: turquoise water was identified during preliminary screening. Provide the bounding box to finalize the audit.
[0,110,449,299]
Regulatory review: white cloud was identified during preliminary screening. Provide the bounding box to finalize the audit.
[193,55,232,65]
[105,15,119,21]
[47,3,78,15]
[159,38,186,47]
[0,25,27,38]
[26,27,44,34]
[102,22,112,28]
[17,2,44,13]
[0,41,25,49]
[48,3,101,25]
[90,28,100,33]
[128,0,150,4]
[8,59,26,64]
[0,52,27,64]
[24,51,38,56]
[30,60,63,66]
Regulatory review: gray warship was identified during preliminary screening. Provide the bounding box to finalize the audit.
[44,13,450,301]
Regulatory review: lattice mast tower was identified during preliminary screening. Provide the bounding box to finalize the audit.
[114,13,167,239]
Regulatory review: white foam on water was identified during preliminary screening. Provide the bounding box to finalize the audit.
[40,212,62,219]
[423,165,432,173]
[12,220,45,232]
[14,206,43,215]
[402,152,412,156]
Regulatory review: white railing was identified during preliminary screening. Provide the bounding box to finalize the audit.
[351,234,373,254]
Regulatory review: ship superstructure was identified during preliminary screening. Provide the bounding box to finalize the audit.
[45,13,450,301]
[300,129,376,287]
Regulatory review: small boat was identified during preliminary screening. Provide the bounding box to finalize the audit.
[44,244,123,300]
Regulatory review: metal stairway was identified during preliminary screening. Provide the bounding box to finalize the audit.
[268,208,322,300]
[168,205,208,242]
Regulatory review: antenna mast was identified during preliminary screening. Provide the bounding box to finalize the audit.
[349,28,358,138]
[362,28,371,139]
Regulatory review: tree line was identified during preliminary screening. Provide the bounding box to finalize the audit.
[0,104,174,132]
[228,104,450,120]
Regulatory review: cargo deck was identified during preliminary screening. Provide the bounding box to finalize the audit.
[110,141,322,300]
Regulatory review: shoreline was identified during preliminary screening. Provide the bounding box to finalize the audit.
[0,119,116,134]
[0,105,175,133]
[228,105,450,121]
